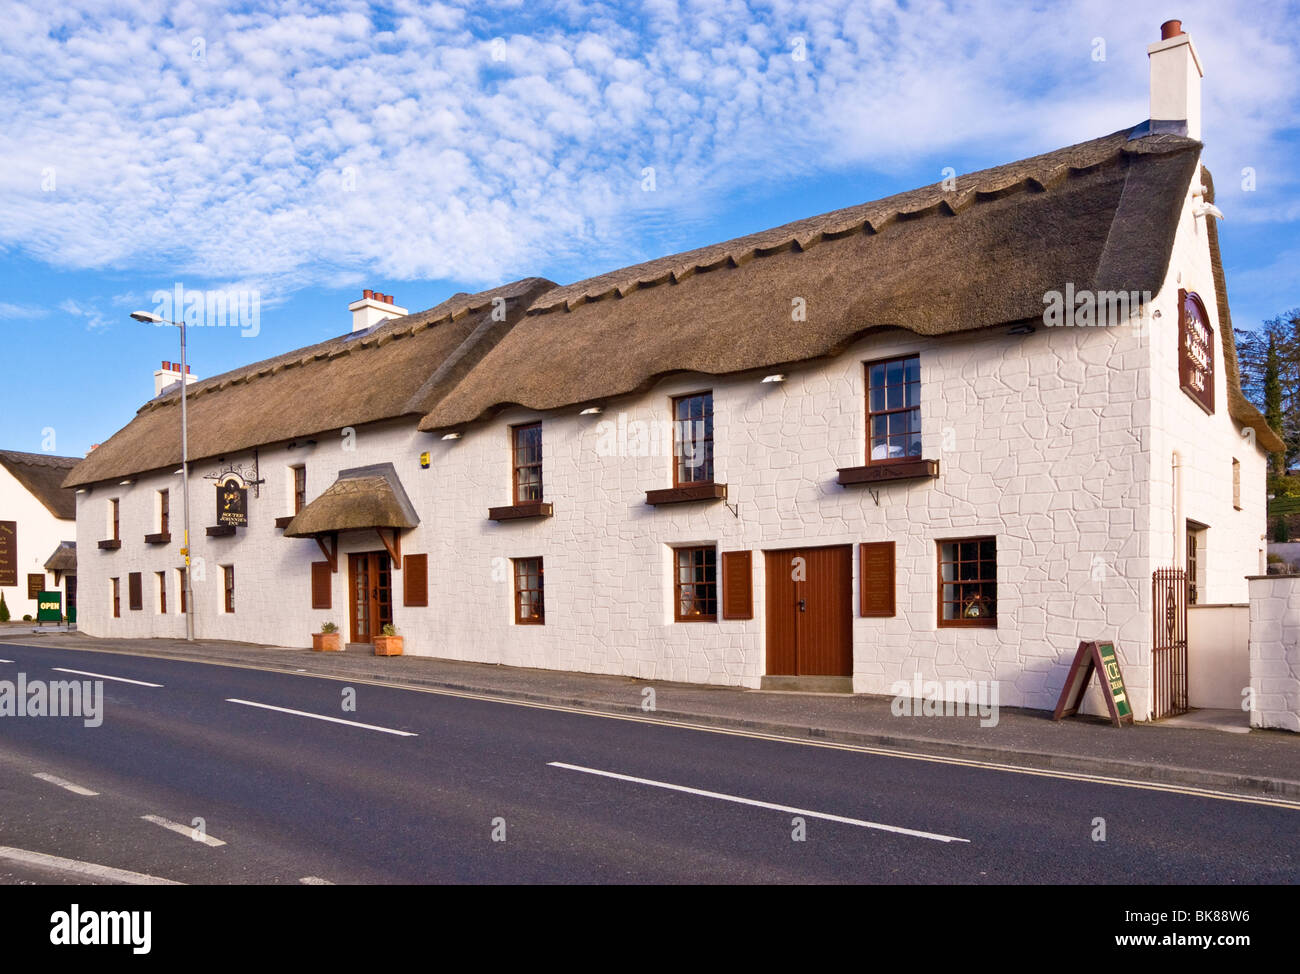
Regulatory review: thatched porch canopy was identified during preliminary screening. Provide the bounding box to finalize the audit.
[283,463,418,538]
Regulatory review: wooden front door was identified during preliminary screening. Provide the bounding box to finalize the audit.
[764,545,853,676]
[348,551,393,643]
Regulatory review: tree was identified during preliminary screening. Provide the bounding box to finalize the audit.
[1264,334,1286,480]
[1235,308,1300,472]
[1275,517,1291,543]
[0,592,8,623]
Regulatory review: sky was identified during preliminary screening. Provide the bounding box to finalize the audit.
[1,0,1297,458]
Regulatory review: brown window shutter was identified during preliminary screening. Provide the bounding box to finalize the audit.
[403,554,428,607]
[860,541,896,617]
[310,561,332,610]
[720,550,753,620]
[128,572,143,611]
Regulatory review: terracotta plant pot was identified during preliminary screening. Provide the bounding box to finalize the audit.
[312,632,342,652]
[373,635,403,656]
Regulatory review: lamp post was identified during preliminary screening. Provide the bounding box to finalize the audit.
[130,310,194,642]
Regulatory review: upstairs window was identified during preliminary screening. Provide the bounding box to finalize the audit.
[674,546,717,622]
[512,423,543,503]
[673,392,714,485]
[159,489,170,534]
[868,356,921,463]
[110,498,120,541]
[292,465,307,514]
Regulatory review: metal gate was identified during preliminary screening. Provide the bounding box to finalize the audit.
[1151,568,1189,719]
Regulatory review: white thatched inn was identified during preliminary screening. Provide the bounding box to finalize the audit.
[65,22,1283,722]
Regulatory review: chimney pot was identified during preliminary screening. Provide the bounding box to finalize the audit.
[161,360,168,370]
[364,289,373,300]
[1161,19,1183,40]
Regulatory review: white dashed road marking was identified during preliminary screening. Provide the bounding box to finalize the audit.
[0,845,181,885]
[52,667,163,688]
[33,772,99,796]
[226,698,417,736]
[141,814,227,847]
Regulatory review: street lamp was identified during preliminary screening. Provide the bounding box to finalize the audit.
[130,309,195,642]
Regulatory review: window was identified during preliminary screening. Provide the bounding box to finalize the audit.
[128,572,143,611]
[292,465,307,514]
[1232,458,1241,511]
[512,423,543,503]
[867,356,921,462]
[159,489,170,534]
[223,565,235,614]
[938,538,996,627]
[111,577,120,618]
[157,571,167,614]
[178,568,187,614]
[110,498,120,541]
[674,546,717,621]
[513,557,544,624]
[1187,522,1208,606]
[673,392,714,485]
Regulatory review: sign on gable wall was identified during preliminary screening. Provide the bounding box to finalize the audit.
[0,520,15,587]
[1178,289,1215,415]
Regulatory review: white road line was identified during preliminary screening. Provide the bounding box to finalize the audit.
[225,698,418,737]
[0,845,182,885]
[549,761,971,844]
[141,815,227,847]
[52,667,163,688]
[299,876,334,885]
[33,772,99,796]
[0,659,14,663]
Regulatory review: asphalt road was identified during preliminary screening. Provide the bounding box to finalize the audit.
[0,642,1296,884]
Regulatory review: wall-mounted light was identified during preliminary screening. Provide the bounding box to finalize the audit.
[1007,324,1035,336]
[75,488,88,495]
[441,432,462,441]
[579,406,604,415]
[761,374,786,383]
[118,478,134,486]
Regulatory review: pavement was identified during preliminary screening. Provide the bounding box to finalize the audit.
[1,629,1297,802]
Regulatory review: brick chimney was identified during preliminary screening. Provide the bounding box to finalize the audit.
[154,360,198,397]
[347,289,408,332]
[1148,19,1203,140]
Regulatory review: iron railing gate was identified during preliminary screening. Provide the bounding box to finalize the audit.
[1152,568,1189,719]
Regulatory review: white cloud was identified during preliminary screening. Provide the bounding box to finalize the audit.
[0,0,1296,300]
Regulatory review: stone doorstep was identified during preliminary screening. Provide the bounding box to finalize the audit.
[758,676,854,693]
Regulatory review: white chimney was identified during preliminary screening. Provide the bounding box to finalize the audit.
[154,360,198,397]
[347,289,408,332]
[1148,19,1203,141]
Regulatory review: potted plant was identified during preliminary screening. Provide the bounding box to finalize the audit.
[312,621,342,652]
[373,623,403,656]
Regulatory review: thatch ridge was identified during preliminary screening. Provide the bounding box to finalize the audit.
[0,450,80,519]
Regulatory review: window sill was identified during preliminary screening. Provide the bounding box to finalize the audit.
[143,532,171,545]
[97,539,121,550]
[205,525,236,538]
[646,483,727,506]
[838,459,939,486]
[937,620,998,630]
[274,515,295,529]
[489,501,554,521]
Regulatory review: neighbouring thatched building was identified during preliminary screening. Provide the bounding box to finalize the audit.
[65,23,1280,720]
[0,449,80,620]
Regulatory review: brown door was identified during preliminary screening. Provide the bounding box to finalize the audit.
[348,551,393,643]
[764,545,853,676]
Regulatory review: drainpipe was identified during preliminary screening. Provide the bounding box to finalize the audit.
[1172,451,1183,569]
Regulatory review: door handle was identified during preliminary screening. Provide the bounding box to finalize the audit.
[797,599,806,612]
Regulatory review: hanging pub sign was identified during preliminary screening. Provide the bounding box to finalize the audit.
[216,476,248,528]
[0,520,15,587]
[1178,289,1215,415]
[37,591,62,623]
[1053,640,1134,727]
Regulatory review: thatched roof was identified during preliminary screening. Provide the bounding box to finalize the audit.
[64,279,555,488]
[44,541,77,573]
[0,450,80,519]
[65,122,1281,488]
[419,128,1202,430]
[283,463,418,537]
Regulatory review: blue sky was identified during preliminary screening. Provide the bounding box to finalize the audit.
[2,0,1297,458]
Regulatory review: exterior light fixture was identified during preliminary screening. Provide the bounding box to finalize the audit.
[761,374,786,383]
[579,406,604,415]
[118,479,134,486]
[441,432,462,441]
[1008,324,1035,336]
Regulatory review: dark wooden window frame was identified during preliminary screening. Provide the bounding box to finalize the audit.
[159,489,170,535]
[293,465,307,515]
[157,571,167,614]
[111,498,120,541]
[128,572,143,612]
[511,422,543,505]
[937,536,997,629]
[513,557,544,625]
[866,355,922,466]
[720,550,753,620]
[673,545,718,622]
[111,577,120,618]
[223,565,235,614]
[672,391,715,487]
[178,568,187,615]
[402,553,428,607]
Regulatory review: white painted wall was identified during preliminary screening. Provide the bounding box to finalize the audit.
[0,464,75,619]
[1246,576,1300,731]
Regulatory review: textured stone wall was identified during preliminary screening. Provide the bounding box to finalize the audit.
[1246,576,1300,731]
